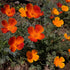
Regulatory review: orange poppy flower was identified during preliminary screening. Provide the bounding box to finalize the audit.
[26,49,39,63]
[51,8,59,15]
[65,0,70,2]
[64,33,70,41]
[57,2,62,8]
[1,18,17,33]
[52,17,64,27]
[1,4,15,17]
[8,36,24,52]
[61,5,69,12]
[19,3,44,18]
[54,56,65,68]
[28,24,45,42]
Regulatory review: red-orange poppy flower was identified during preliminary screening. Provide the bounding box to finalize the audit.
[26,3,44,18]
[54,56,65,68]
[28,24,45,42]
[57,2,62,8]
[8,36,24,52]
[26,49,39,63]
[1,18,17,33]
[1,4,15,17]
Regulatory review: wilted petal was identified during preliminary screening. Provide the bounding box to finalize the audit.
[8,36,16,45]
[4,4,10,9]
[2,20,8,27]
[1,8,6,14]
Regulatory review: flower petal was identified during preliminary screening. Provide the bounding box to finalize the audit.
[35,24,44,33]
[9,46,16,52]
[10,7,15,15]
[26,11,32,18]
[54,56,59,67]
[17,43,24,50]
[2,20,8,27]
[10,26,17,33]
[1,8,6,14]
[19,8,27,17]
[8,36,16,45]
[1,28,9,33]
[28,26,35,34]
[59,63,65,68]
[16,36,24,44]
[33,55,39,61]
[27,58,33,63]
[4,4,10,9]
[32,49,38,55]
[8,18,17,26]
[38,33,45,40]
[26,51,32,58]
[26,3,33,12]
[55,17,60,21]
[28,36,38,42]
[59,57,65,62]
[64,33,68,39]
[33,5,41,13]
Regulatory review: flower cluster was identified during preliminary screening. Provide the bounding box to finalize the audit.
[50,2,69,27]
[1,3,44,63]
[19,3,44,18]
[0,1,70,69]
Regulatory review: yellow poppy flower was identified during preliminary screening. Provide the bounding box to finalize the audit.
[52,17,64,27]
[61,5,69,12]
